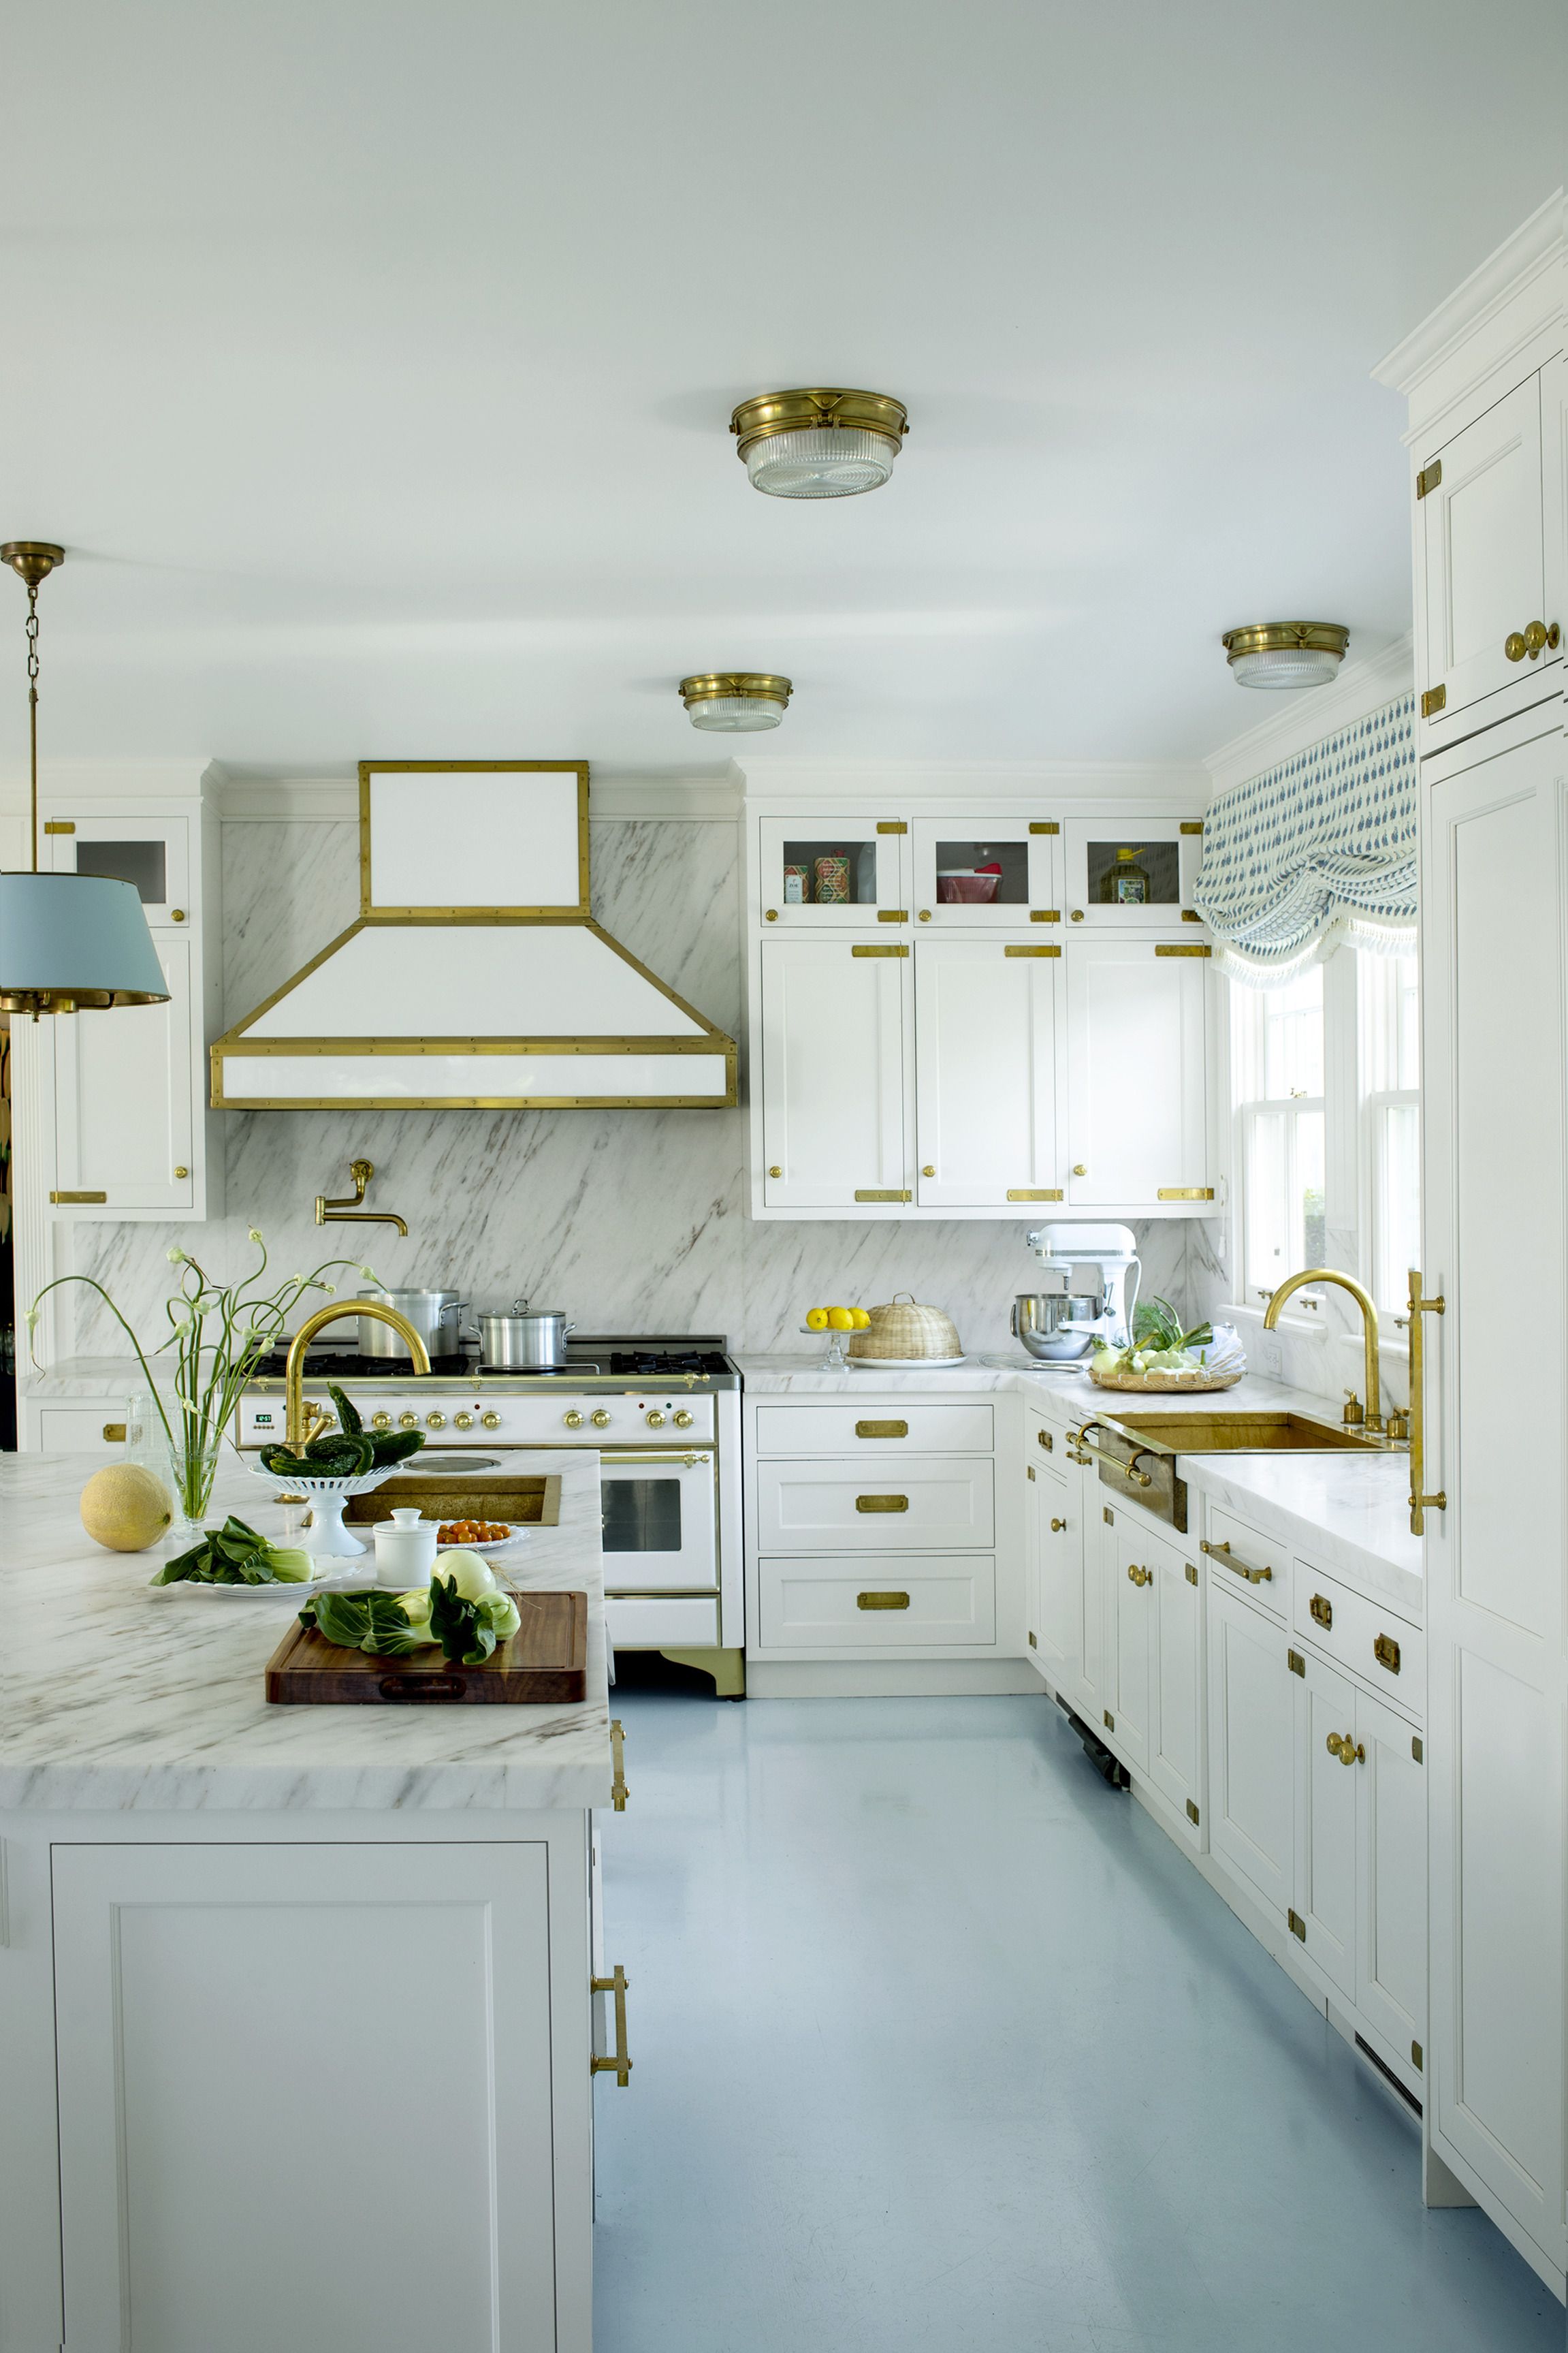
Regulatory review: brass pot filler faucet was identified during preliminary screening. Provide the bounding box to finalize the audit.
[314,1157,409,1238]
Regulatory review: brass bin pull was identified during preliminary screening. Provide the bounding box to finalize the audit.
[856,1494,909,1513]
[609,1717,629,1814]
[1309,1594,1332,1628]
[1373,1633,1402,1676]
[1407,1267,1447,1536]
[855,1419,908,1439]
[1067,1424,1154,1488]
[858,1590,911,1611]
[1201,1537,1272,1585]
[590,1963,633,2087]
[1326,1732,1365,1767]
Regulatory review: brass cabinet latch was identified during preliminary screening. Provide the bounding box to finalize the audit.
[1309,1593,1333,1629]
[1287,1908,1307,1943]
[1415,458,1442,499]
[1287,1648,1306,1677]
[1421,684,1446,718]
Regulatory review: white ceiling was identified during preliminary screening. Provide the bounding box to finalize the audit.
[1,0,1562,780]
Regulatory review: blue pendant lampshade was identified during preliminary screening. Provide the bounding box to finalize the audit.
[0,871,170,1013]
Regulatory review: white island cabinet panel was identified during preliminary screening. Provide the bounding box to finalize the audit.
[914,939,1060,1207]
[1356,1684,1428,2064]
[52,1840,558,2353]
[1033,1457,1079,1692]
[1294,1649,1360,2002]
[1206,1581,1293,1921]
[760,937,909,1207]
[1064,941,1208,1210]
[1149,1526,1202,1829]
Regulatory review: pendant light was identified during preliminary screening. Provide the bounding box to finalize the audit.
[730,390,908,499]
[1221,621,1350,689]
[679,673,793,732]
[0,543,168,1017]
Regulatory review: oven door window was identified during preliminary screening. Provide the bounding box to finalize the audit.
[598,1457,716,1591]
[603,1478,682,1555]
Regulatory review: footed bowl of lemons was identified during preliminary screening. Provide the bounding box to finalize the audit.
[801,1305,871,1368]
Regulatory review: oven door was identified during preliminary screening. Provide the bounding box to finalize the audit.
[598,1448,718,1592]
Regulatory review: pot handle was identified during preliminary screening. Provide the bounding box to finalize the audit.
[511,1297,529,1313]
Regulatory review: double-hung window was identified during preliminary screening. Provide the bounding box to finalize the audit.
[1360,953,1421,1316]
[1234,966,1326,1306]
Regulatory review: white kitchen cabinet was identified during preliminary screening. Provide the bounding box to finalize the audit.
[758,1553,997,1646]
[1063,940,1210,1210]
[1416,364,1563,746]
[914,938,1061,1207]
[909,817,1059,929]
[1355,1684,1427,2069]
[1293,1649,1361,2003]
[44,809,192,928]
[758,815,907,926]
[1073,1491,1113,1726]
[1109,1518,1157,1776]
[1206,1580,1294,1922]
[754,1453,995,1553]
[759,937,910,1207]
[1031,1453,1080,1692]
[1149,1528,1203,1830]
[1061,817,1204,928]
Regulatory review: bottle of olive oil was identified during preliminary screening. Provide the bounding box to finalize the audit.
[1098,845,1151,904]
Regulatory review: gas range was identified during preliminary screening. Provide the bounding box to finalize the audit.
[244,1338,738,1387]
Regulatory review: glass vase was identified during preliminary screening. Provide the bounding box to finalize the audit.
[164,1422,224,1550]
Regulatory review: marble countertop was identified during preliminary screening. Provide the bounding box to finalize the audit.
[0,1450,611,1814]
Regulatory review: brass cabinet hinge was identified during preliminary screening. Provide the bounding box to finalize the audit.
[1185,1561,1198,1585]
[1028,1630,1038,1648]
[1411,1735,1423,1764]
[1028,820,1059,834]
[1415,458,1441,499]
[1411,2040,1423,2071]
[1027,1464,1036,1481]
[1102,1709,1115,1732]
[876,820,907,834]
[1102,1506,1114,1525]
[1185,1798,1200,1825]
[1179,821,1204,835]
[1181,908,1202,921]
[1421,684,1446,718]
[43,819,75,834]
[1287,1908,1307,1943]
[1287,1648,1306,1677]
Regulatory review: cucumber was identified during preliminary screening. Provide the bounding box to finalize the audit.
[327,1382,363,1436]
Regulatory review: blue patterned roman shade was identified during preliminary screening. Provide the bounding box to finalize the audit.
[1194,693,1418,984]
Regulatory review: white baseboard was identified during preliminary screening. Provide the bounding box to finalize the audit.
[743,1659,1044,1699]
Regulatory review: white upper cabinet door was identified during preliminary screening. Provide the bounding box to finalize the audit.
[1293,1649,1360,2004]
[758,817,908,928]
[760,939,910,1207]
[1355,1686,1427,2065]
[45,811,191,928]
[52,931,197,1215]
[1061,818,1204,930]
[1110,1524,1157,1776]
[1206,1581,1293,1921]
[1033,1459,1080,1692]
[1064,941,1209,1210]
[914,940,1061,1208]
[1419,372,1558,741]
[909,819,1060,930]
[1149,1528,1202,1828]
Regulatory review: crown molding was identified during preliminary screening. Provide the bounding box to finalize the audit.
[0,755,216,810]
[1374,190,1564,398]
[204,761,746,824]
[735,755,1210,805]
[1202,633,1414,797]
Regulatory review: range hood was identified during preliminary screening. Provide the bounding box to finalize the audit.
[212,762,736,1110]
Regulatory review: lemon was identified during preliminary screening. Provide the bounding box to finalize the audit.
[850,1308,871,1329]
[805,1308,829,1331]
[827,1306,854,1332]
[80,1463,174,1553]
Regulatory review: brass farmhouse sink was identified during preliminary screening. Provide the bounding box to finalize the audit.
[1069,1408,1404,1531]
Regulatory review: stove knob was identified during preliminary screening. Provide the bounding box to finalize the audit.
[645,1408,667,1430]
[398,1411,419,1430]
[673,1409,694,1430]
[564,1410,585,1430]
[590,1409,611,1429]
[453,1411,475,1431]
[426,1411,447,1430]
[481,1410,502,1431]
[370,1410,392,1430]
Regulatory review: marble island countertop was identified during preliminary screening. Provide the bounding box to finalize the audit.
[0,1450,611,1814]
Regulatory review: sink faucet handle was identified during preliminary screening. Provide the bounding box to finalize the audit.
[1341,1388,1364,1427]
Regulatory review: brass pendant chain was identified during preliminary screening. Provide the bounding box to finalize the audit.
[25,573,39,872]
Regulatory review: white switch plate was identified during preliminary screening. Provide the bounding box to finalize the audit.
[1254,1327,1283,1378]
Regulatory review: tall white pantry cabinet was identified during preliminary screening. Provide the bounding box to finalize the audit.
[743,785,1218,1220]
[1377,193,1568,2292]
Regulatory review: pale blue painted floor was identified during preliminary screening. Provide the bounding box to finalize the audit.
[593,1691,1565,2352]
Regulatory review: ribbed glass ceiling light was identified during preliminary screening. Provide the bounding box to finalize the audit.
[1221,621,1350,690]
[0,542,168,1017]
[679,673,793,732]
[731,390,908,499]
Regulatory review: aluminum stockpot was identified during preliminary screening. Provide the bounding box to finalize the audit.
[355,1288,467,1359]
[1010,1291,1101,1362]
[471,1301,576,1370]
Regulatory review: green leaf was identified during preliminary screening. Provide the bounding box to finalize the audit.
[428,1573,498,1667]
[302,1590,428,1656]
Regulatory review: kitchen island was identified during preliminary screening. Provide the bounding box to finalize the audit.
[0,1449,614,2353]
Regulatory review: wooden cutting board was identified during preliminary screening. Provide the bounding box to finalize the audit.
[264,1590,588,1705]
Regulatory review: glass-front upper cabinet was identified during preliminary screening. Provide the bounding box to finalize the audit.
[1061,817,1204,930]
[757,817,908,928]
[44,812,190,930]
[909,819,1061,929]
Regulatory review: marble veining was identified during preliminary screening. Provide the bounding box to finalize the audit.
[0,1451,611,1811]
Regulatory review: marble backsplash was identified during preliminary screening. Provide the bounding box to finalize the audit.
[61,817,1200,1359]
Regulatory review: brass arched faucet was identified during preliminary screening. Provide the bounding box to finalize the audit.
[285,1299,430,1447]
[1264,1269,1382,1433]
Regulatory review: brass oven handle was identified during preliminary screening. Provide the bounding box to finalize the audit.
[601,1449,711,1465]
[1407,1267,1447,1536]
[610,1717,629,1813]
[1200,1537,1273,1585]
[1066,1424,1154,1488]
[590,1963,633,2086]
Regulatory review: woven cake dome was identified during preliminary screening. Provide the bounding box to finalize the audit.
[847,1292,962,1361]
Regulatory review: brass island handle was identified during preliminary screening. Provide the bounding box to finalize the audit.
[591,1963,633,2085]
[1407,1267,1447,1536]
[1066,1424,1153,1487]
[610,1717,629,1812]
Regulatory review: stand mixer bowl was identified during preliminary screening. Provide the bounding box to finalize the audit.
[1010,1293,1102,1360]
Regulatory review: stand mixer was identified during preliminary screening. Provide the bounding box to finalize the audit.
[1010,1224,1142,1361]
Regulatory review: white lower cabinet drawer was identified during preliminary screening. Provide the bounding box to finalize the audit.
[35,1406,132,1453]
[753,1402,994,1455]
[1201,1503,1287,1624]
[759,1555,996,1647]
[1292,1562,1424,1711]
[755,1455,995,1552]
[604,1596,720,1648]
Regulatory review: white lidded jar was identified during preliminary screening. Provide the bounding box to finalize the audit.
[373,1508,438,1590]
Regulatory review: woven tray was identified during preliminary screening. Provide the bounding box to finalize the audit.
[1088,1366,1244,1393]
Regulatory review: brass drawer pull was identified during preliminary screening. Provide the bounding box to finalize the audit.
[610,1717,629,1813]
[855,1419,907,1439]
[1036,1425,1053,1451]
[1326,1731,1365,1767]
[1407,1269,1447,1534]
[857,1494,909,1513]
[102,1422,127,1443]
[1309,1593,1332,1628]
[50,1190,108,1205]
[590,1963,633,2086]
[854,1189,913,1202]
[858,1590,910,1611]
[1373,1632,1402,1675]
[1126,1562,1151,1587]
[1201,1537,1273,1585]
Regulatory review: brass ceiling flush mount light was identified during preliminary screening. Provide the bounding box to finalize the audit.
[730,389,908,499]
[679,673,793,733]
[0,542,168,1017]
[1221,621,1350,690]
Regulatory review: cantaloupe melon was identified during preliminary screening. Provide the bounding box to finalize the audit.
[80,1463,174,1552]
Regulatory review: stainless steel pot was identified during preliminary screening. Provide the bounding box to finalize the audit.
[470,1299,576,1370]
[1010,1291,1102,1362]
[355,1287,467,1359]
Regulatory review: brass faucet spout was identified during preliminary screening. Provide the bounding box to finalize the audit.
[313,1157,409,1239]
[1263,1267,1384,1433]
[284,1301,431,1448]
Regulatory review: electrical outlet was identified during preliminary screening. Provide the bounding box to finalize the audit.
[1254,1326,1283,1379]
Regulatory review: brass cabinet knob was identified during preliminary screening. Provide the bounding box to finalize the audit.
[1072,1163,1087,1176]
[921,1164,935,1178]
[371,1410,392,1430]
[1507,620,1561,660]
[765,908,779,920]
[591,1408,612,1429]
[1326,1731,1364,1766]
[480,1410,502,1430]
[453,1411,475,1430]
[1070,909,1085,921]
[673,1408,694,1428]
[398,1410,419,1429]
[564,1409,585,1429]
[174,1165,189,1180]
[425,1410,446,1430]
[768,1165,782,1179]
[171,908,186,922]
[645,1408,667,1428]
[1051,1517,1068,1532]
[1127,1562,1152,1587]
[918,909,932,921]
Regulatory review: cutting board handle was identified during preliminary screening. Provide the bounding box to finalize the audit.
[377,1674,467,1702]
